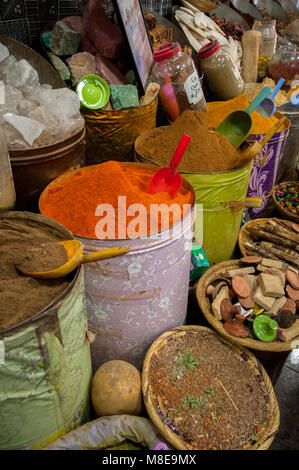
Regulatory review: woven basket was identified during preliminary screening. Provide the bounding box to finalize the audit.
[196,260,299,352]
[238,218,293,257]
[142,325,280,450]
[272,182,299,223]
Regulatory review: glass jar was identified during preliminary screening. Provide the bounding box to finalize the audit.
[197,41,244,100]
[151,42,206,122]
[0,127,16,211]
[269,43,299,86]
[253,19,277,79]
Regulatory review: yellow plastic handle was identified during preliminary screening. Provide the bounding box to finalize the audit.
[80,246,130,264]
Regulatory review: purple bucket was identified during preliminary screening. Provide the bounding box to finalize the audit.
[76,183,196,372]
[245,114,290,220]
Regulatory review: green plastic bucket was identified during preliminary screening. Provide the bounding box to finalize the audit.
[183,163,253,265]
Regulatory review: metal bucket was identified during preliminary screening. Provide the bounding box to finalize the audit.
[39,163,196,371]
[276,105,299,183]
[0,212,92,450]
[82,99,158,166]
[10,124,86,212]
[245,112,290,220]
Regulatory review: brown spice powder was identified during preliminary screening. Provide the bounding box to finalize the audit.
[137,110,246,173]
[0,218,70,331]
[148,330,269,450]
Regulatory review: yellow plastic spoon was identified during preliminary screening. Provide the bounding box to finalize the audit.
[18,240,130,279]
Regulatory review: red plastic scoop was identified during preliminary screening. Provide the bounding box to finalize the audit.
[147,133,191,197]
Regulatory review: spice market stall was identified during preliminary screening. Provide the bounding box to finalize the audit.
[0,0,298,452]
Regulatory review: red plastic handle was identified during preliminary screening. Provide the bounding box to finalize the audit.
[169,134,191,173]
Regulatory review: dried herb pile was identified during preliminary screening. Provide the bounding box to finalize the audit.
[148,330,269,450]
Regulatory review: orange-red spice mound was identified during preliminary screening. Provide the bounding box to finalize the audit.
[40,161,194,239]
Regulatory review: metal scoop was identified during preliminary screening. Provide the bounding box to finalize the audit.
[256,78,285,118]
[216,86,272,148]
[147,133,191,197]
[18,240,130,279]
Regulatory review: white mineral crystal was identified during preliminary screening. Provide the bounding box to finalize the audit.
[3,113,45,146]
[38,87,80,122]
[28,105,59,136]
[0,43,9,63]
[4,84,23,113]
[4,123,31,149]
[0,55,17,82]
[0,42,83,149]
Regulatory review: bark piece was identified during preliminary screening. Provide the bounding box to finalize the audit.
[253,286,275,310]
[286,270,299,290]
[232,275,251,298]
[261,258,284,270]
[281,298,296,315]
[257,273,285,298]
[222,267,255,277]
[238,295,255,309]
[212,286,230,320]
[240,256,262,264]
[264,296,286,317]
[280,320,299,341]
[245,274,258,293]
[286,285,299,301]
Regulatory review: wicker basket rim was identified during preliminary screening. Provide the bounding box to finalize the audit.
[142,325,280,450]
[196,258,298,351]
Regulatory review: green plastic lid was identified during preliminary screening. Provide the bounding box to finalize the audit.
[76,74,110,110]
[253,315,278,343]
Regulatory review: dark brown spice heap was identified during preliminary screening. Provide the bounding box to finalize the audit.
[210,15,245,41]
[0,218,70,330]
[148,330,269,450]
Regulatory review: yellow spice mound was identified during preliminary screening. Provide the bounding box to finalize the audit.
[207,94,287,135]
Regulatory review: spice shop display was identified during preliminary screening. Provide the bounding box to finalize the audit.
[142,326,279,450]
[39,162,196,371]
[151,42,206,122]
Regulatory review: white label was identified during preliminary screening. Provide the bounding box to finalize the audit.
[0,340,4,365]
[233,66,242,81]
[184,71,203,105]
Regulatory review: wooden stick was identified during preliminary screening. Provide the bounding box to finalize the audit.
[214,378,238,412]
[247,227,299,252]
[267,221,299,243]
[244,242,281,260]
[273,218,298,234]
[260,242,299,267]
